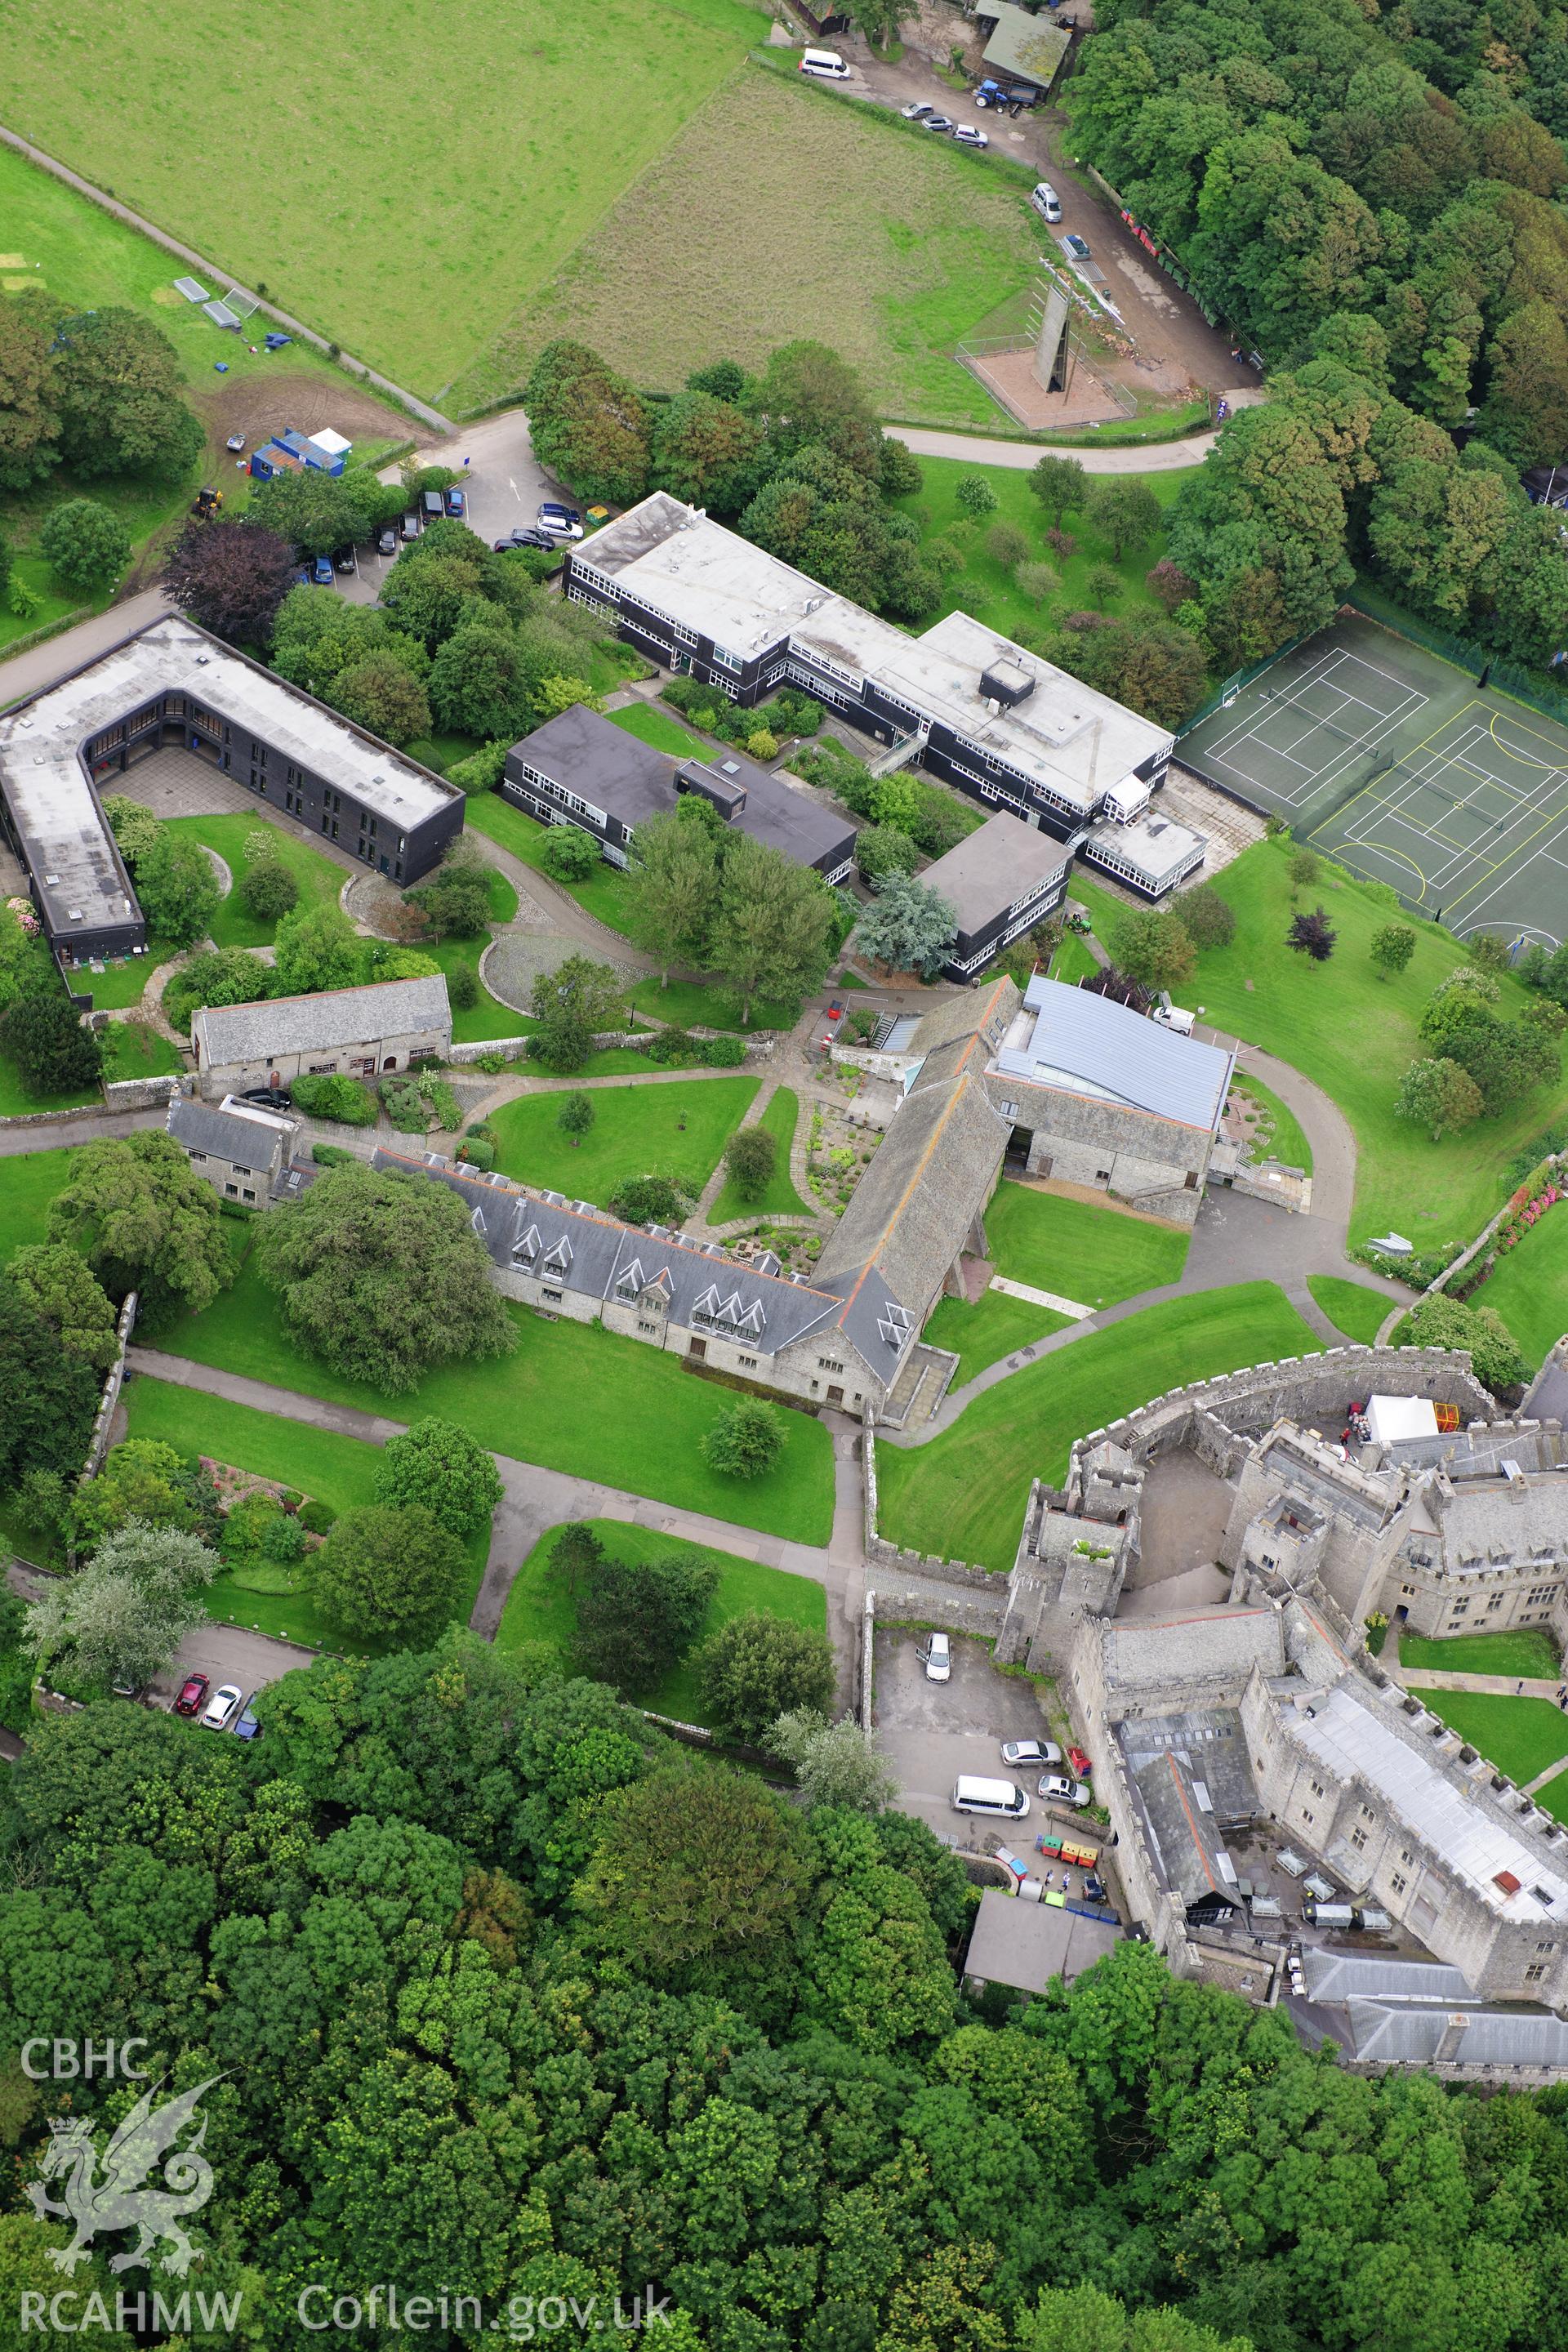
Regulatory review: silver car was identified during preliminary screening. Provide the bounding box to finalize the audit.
[919,1633,951,1684]
[1001,1738,1062,1770]
[1040,1773,1093,1807]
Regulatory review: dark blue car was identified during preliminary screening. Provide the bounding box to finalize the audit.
[231,1698,261,1741]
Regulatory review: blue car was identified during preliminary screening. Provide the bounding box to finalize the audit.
[231,1697,261,1741]
[311,554,334,586]
[443,486,466,518]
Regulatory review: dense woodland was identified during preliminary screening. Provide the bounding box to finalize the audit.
[5,1642,1568,2350]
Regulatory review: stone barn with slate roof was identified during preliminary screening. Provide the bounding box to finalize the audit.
[191,975,451,1098]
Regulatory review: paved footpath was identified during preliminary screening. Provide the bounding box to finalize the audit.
[894,425,1221,475]
[126,1347,870,1707]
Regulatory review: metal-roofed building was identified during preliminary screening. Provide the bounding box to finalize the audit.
[983,973,1235,1223]
[918,811,1071,978]
[962,1887,1122,1996]
[565,495,1174,840]
[191,975,452,1098]
[502,704,853,880]
[371,1147,920,1414]
[0,614,464,967]
[973,0,1071,93]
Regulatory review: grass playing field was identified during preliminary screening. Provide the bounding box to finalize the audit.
[3,0,772,400]
[161,1259,835,1544]
[453,65,1054,421]
[1398,1626,1561,1678]
[1076,840,1568,1247]
[495,1517,826,1724]
[876,1281,1320,1570]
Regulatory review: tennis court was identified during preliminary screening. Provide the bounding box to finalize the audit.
[1178,612,1568,949]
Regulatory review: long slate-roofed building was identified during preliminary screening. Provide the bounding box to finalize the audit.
[0,613,464,968]
[192,974,452,1098]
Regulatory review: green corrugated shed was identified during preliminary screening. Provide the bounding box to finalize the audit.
[979,3,1071,91]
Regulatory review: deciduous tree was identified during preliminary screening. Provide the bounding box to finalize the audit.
[376,1418,504,1537]
[768,1707,899,1811]
[1370,922,1417,979]
[253,1160,513,1392]
[24,1520,216,1691]
[1089,479,1161,559]
[0,1273,100,1494]
[1396,1055,1484,1139]
[49,1130,230,1327]
[528,955,629,1071]
[330,653,431,746]
[38,499,131,595]
[1027,455,1088,526]
[7,1245,117,1371]
[272,900,366,996]
[557,1090,595,1147]
[1287,905,1337,962]
[650,390,769,515]
[575,1545,719,1693]
[702,1398,786,1481]
[1177,885,1236,951]
[695,1611,836,1744]
[164,514,299,648]
[708,835,837,1021]
[311,1503,466,1642]
[1111,907,1196,993]
[1396,1294,1527,1392]
[51,308,203,480]
[0,292,60,491]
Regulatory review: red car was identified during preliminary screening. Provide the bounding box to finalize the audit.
[1067,1745,1093,1780]
[173,1674,208,1717]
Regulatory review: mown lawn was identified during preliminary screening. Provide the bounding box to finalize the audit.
[1398,1626,1561,1679]
[496,1517,826,1724]
[1230,1072,1314,1177]
[920,1183,1190,1384]
[630,974,800,1034]
[608,706,709,760]
[457,63,1054,421]
[2,0,768,399]
[0,1054,100,1118]
[1081,839,1568,1247]
[160,1260,835,1544]
[1049,928,1100,987]
[100,1022,182,1083]
[0,1147,74,1257]
[122,1376,487,1650]
[1535,1766,1568,1825]
[876,1283,1321,1571]
[709,1086,809,1222]
[488,1074,756,1202]
[163,813,346,950]
[1306,1276,1392,1347]
[464,795,637,937]
[892,457,1194,653]
[1406,1686,1568,1787]
[1470,1208,1568,1373]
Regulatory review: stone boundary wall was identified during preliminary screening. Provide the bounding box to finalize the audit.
[105,1075,182,1111]
[861,1593,876,1732]
[82,1291,138,1484]
[1068,1345,1495,1489]
[1070,1620,1189,1957]
[869,1575,1009,1640]
[862,1423,1001,1582]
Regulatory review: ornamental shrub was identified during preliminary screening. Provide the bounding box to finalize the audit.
[289,1073,376,1125]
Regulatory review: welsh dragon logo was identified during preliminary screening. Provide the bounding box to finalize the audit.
[25,2078,220,2277]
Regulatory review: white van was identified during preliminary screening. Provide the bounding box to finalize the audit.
[800,47,851,78]
[952,1775,1030,1820]
[1152,1003,1196,1036]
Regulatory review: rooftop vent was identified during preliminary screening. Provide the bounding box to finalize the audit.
[980,657,1035,709]
[720,760,740,776]
[68,909,83,922]
[44,873,59,885]
[194,654,209,666]
[1494,1870,1523,1895]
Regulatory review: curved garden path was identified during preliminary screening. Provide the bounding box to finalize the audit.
[882,1030,1416,1450]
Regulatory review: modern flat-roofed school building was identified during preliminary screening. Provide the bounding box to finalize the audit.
[563,493,1178,851]
[0,614,465,966]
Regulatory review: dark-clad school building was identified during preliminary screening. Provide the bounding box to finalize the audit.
[920,811,1071,978]
[502,703,855,881]
[0,614,465,965]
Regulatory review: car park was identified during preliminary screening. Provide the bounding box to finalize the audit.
[173,1674,208,1717]
[201,1682,243,1731]
[401,511,421,541]
[310,555,334,586]
[1031,182,1062,222]
[922,114,955,134]
[241,1085,292,1110]
[444,485,466,518]
[538,501,585,539]
[902,100,933,119]
[918,1632,951,1683]
[1001,1739,1063,1770]
[951,125,988,148]
[333,547,356,575]
[232,1697,261,1741]
[376,526,397,556]
[1040,1773,1093,1807]
[1062,234,1092,262]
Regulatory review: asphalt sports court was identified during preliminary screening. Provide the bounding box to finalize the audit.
[1178,612,1568,947]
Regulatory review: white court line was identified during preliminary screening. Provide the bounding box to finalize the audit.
[1195,646,1429,812]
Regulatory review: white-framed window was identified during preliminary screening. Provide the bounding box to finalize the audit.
[712,646,742,673]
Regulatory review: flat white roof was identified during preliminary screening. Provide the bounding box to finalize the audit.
[1366,1395,1439,1445]
[1085,808,1206,884]
[0,616,458,937]
[577,496,1172,812]
[1294,1684,1568,1925]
